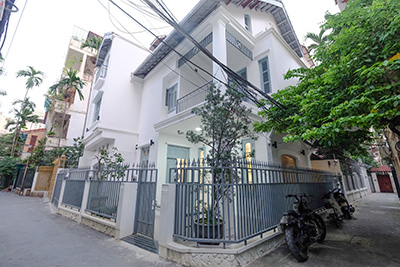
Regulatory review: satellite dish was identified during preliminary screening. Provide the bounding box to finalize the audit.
[395,141,400,152]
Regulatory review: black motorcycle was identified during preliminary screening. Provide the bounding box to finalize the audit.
[332,187,355,219]
[280,193,326,262]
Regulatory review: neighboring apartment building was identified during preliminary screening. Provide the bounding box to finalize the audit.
[80,0,315,201]
[45,27,98,149]
[20,128,46,160]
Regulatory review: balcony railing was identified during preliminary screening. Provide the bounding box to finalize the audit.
[176,81,212,113]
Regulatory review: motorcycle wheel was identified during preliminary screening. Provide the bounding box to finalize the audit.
[284,226,309,262]
[342,201,352,219]
[331,208,342,228]
[312,214,326,242]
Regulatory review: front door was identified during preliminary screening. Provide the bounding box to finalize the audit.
[166,145,190,182]
[377,174,394,193]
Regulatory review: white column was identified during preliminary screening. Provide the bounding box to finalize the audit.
[115,183,138,239]
[158,183,176,259]
[212,18,228,91]
[79,180,91,223]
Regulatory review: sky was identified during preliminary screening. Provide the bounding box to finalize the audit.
[0,0,339,117]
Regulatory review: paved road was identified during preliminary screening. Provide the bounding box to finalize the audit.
[249,193,400,267]
[0,192,179,267]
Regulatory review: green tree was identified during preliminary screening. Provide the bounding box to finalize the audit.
[80,36,102,53]
[304,28,329,53]
[10,66,44,156]
[255,0,400,161]
[179,84,257,222]
[16,66,44,100]
[181,84,257,164]
[6,99,39,157]
[48,67,85,147]
[94,147,127,179]
[0,157,20,188]
[0,133,18,157]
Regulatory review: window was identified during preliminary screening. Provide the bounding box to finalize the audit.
[259,57,271,93]
[244,14,252,33]
[165,84,177,113]
[28,135,37,152]
[93,97,102,122]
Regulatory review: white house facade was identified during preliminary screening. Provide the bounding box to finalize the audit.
[80,0,314,202]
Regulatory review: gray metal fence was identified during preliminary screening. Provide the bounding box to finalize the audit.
[86,180,121,220]
[61,171,86,209]
[51,170,67,206]
[170,159,336,246]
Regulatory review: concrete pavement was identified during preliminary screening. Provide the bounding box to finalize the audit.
[248,193,400,267]
[2,191,400,267]
[0,192,180,267]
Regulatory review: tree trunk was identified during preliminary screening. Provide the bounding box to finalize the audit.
[383,127,400,199]
[58,100,68,148]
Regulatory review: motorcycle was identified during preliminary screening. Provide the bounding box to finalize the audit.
[280,193,326,262]
[332,187,355,219]
[323,189,344,228]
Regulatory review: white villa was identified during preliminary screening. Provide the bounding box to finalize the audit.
[80,0,313,199]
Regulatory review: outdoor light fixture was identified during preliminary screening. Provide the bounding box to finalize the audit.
[300,150,305,155]
[150,139,154,146]
[135,144,138,150]
[272,141,277,149]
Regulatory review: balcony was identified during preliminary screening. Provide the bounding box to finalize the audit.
[176,81,212,113]
[93,65,108,90]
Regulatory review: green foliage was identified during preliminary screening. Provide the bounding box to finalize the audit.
[255,0,400,159]
[16,66,44,90]
[0,134,20,157]
[180,84,257,164]
[80,36,102,52]
[6,98,39,132]
[94,147,127,179]
[49,67,85,102]
[28,136,84,168]
[0,157,20,185]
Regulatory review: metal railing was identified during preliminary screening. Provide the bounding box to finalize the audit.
[57,165,157,220]
[61,171,87,209]
[176,81,212,113]
[51,170,68,206]
[86,180,121,220]
[170,159,336,246]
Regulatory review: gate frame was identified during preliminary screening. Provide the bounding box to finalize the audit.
[133,167,158,239]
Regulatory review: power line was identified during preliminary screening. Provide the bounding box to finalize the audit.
[97,0,203,88]
[1,0,28,67]
[145,0,286,112]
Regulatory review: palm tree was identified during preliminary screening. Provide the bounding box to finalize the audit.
[6,98,39,156]
[49,67,85,147]
[10,66,44,156]
[80,36,102,53]
[16,66,44,100]
[304,28,329,52]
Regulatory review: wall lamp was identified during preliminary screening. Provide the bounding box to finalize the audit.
[300,149,305,155]
[150,139,155,146]
[135,144,138,150]
[272,141,277,149]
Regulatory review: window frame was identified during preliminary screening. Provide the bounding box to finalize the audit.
[244,14,252,33]
[165,83,178,113]
[259,57,271,93]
